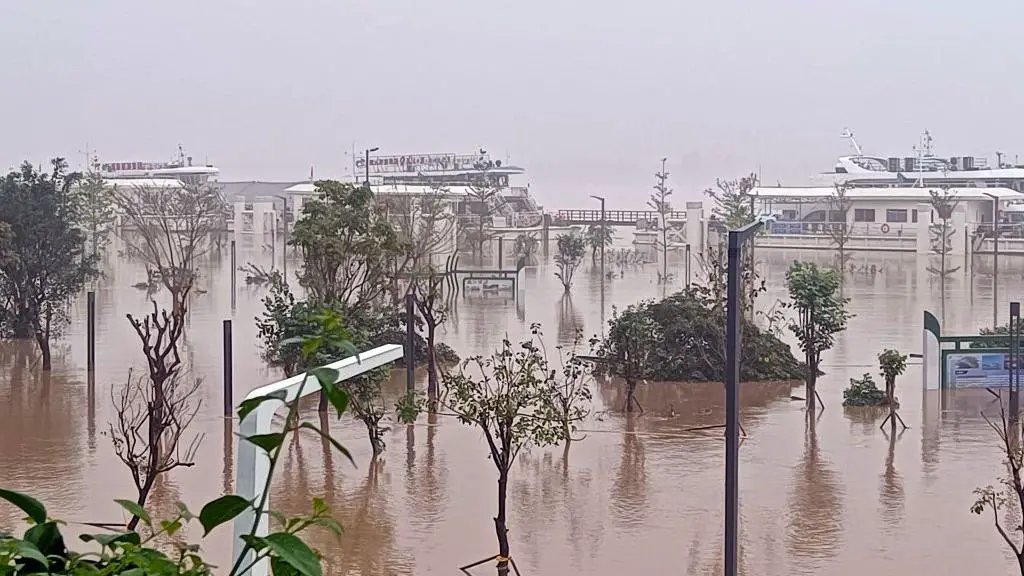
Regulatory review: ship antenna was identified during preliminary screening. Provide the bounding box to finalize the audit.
[841,128,863,156]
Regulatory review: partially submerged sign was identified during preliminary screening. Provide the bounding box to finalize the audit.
[464,276,515,295]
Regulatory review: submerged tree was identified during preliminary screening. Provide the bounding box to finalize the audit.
[442,328,573,575]
[76,171,118,258]
[537,326,592,448]
[597,303,662,413]
[585,223,614,263]
[826,183,854,272]
[108,181,221,518]
[878,348,908,429]
[513,232,539,265]
[705,173,757,229]
[927,188,961,319]
[972,392,1024,575]
[414,266,451,411]
[554,232,586,293]
[0,160,99,369]
[649,158,673,283]
[784,261,852,411]
[109,368,202,529]
[463,164,506,256]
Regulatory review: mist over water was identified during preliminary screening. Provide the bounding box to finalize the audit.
[1,237,1021,575]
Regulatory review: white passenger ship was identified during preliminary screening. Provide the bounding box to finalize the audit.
[94,146,220,187]
[752,130,1024,254]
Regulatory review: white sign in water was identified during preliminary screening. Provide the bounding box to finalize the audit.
[464,277,514,292]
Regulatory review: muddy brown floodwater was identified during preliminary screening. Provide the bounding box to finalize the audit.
[1,239,1022,574]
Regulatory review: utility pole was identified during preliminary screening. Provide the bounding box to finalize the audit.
[591,195,606,332]
[364,146,379,186]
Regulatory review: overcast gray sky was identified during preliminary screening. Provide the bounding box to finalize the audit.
[3,0,1024,208]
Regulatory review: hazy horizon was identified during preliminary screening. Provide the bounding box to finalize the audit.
[4,0,1024,209]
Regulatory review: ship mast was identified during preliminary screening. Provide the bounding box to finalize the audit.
[840,128,863,156]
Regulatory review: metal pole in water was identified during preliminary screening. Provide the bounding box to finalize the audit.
[230,240,237,311]
[87,291,96,374]
[724,231,742,576]
[405,293,416,394]
[223,319,233,417]
[497,236,504,265]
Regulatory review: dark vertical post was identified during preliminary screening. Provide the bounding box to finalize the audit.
[723,219,763,576]
[405,292,416,393]
[994,201,1000,329]
[1011,302,1020,422]
[365,150,370,185]
[223,319,233,417]
[230,240,237,311]
[685,244,692,287]
[86,291,96,374]
[280,196,289,286]
[724,231,742,576]
[497,236,504,265]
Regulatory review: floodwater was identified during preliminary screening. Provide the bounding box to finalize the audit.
[1,236,1022,575]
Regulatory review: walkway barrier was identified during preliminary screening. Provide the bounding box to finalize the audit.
[922,311,1014,390]
[231,344,404,576]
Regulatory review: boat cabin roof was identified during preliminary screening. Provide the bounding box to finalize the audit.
[752,186,1020,201]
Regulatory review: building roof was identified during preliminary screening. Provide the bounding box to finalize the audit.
[752,186,1022,201]
[218,181,304,201]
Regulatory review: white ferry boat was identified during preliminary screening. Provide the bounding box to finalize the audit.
[94,146,220,187]
[751,130,1024,254]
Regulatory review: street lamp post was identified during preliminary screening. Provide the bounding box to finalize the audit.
[984,192,1000,328]
[273,194,290,286]
[364,146,379,186]
[1011,301,1020,422]
[724,219,765,576]
[591,195,606,331]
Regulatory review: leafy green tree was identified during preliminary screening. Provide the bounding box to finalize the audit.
[649,158,673,282]
[784,261,852,411]
[0,160,99,369]
[536,326,592,448]
[76,171,117,257]
[704,173,757,229]
[878,348,908,429]
[513,232,538,265]
[441,327,574,575]
[597,303,661,412]
[291,181,406,307]
[463,164,506,256]
[413,267,450,411]
[0,311,358,576]
[554,232,586,293]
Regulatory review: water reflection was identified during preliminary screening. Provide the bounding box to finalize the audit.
[785,419,844,571]
[610,415,647,530]
[879,427,905,533]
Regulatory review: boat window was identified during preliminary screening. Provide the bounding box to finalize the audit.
[854,208,876,222]
[886,209,908,223]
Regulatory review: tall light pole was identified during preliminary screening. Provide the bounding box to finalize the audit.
[273,194,290,286]
[364,147,379,186]
[725,218,766,576]
[984,192,1000,328]
[591,195,606,332]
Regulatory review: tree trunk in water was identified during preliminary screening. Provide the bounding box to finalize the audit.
[126,484,153,530]
[494,470,511,576]
[625,379,637,413]
[427,325,438,411]
[35,332,51,371]
[805,352,815,411]
[367,420,383,458]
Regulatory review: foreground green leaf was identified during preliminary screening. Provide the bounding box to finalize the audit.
[114,499,151,526]
[0,488,47,524]
[265,532,322,576]
[80,531,141,548]
[244,432,286,453]
[238,390,288,423]
[12,539,48,566]
[199,495,251,536]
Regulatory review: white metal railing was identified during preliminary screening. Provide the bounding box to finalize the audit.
[231,344,404,576]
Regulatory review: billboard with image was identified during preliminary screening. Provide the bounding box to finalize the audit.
[945,352,1020,388]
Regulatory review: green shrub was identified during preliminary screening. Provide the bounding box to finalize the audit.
[842,373,886,406]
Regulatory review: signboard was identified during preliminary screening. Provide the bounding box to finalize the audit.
[945,352,1022,388]
[463,277,514,295]
[356,153,489,174]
